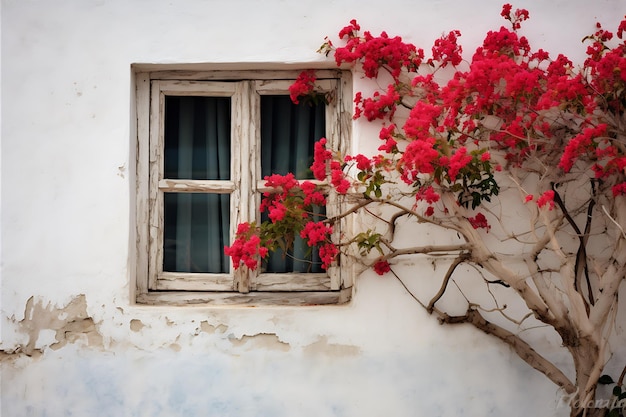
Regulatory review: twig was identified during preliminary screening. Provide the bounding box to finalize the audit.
[602,205,626,240]
[427,253,470,313]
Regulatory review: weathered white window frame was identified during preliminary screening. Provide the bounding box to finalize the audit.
[134,67,353,306]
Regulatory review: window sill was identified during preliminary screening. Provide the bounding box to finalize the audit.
[135,287,352,307]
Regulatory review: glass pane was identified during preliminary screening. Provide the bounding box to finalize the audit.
[164,96,231,180]
[261,199,326,274]
[260,95,325,179]
[163,193,230,273]
[260,95,327,274]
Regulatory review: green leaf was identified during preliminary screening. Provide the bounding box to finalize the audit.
[613,385,622,396]
[599,375,615,385]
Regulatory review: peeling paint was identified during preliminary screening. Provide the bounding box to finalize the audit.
[1,295,102,359]
[200,320,227,334]
[229,333,291,351]
[129,319,145,332]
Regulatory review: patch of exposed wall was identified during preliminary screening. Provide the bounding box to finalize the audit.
[1,295,102,360]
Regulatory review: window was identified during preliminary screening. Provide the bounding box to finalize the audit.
[133,67,353,305]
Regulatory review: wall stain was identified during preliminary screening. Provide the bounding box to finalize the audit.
[130,319,145,332]
[303,336,361,357]
[200,320,227,334]
[229,333,291,352]
[1,295,103,360]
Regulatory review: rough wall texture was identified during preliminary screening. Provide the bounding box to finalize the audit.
[2,0,625,416]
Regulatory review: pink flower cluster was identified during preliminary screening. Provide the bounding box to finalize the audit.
[311,138,333,181]
[536,190,555,210]
[373,260,391,275]
[399,138,439,184]
[500,3,529,30]
[333,19,424,80]
[558,125,608,173]
[300,221,332,246]
[430,30,463,67]
[300,221,338,270]
[467,213,491,231]
[353,85,401,121]
[260,173,300,223]
[289,70,317,104]
[416,186,440,204]
[312,138,350,194]
[447,148,473,180]
[224,223,268,270]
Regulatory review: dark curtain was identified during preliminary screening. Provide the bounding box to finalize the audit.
[163,96,231,273]
[161,94,326,275]
[261,95,326,273]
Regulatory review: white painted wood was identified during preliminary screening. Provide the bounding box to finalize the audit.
[135,72,151,297]
[157,80,237,96]
[148,80,165,290]
[256,179,327,193]
[232,81,253,293]
[136,287,353,306]
[136,70,353,303]
[158,179,236,193]
[142,68,343,81]
[255,79,335,95]
[253,273,331,291]
[156,272,234,291]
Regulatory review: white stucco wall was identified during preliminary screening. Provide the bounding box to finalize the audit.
[1,1,625,416]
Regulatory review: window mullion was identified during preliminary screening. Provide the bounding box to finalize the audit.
[232,80,258,293]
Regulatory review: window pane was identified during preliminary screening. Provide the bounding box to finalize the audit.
[260,95,325,179]
[260,96,327,273]
[261,199,326,274]
[163,193,230,273]
[164,96,231,180]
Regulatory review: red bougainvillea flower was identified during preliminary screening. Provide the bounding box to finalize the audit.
[319,243,339,269]
[447,147,473,180]
[612,182,626,197]
[331,168,351,194]
[300,221,333,247]
[311,138,333,181]
[399,138,440,184]
[373,260,391,275]
[289,70,317,104]
[467,213,491,231]
[301,180,326,206]
[416,185,440,204]
[224,222,267,270]
[537,190,555,210]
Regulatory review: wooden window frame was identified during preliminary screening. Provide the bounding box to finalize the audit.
[133,67,353,306]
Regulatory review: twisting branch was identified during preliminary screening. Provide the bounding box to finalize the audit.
[427,253,471,313]
[551,181,595,311]
[436,307,577,394]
